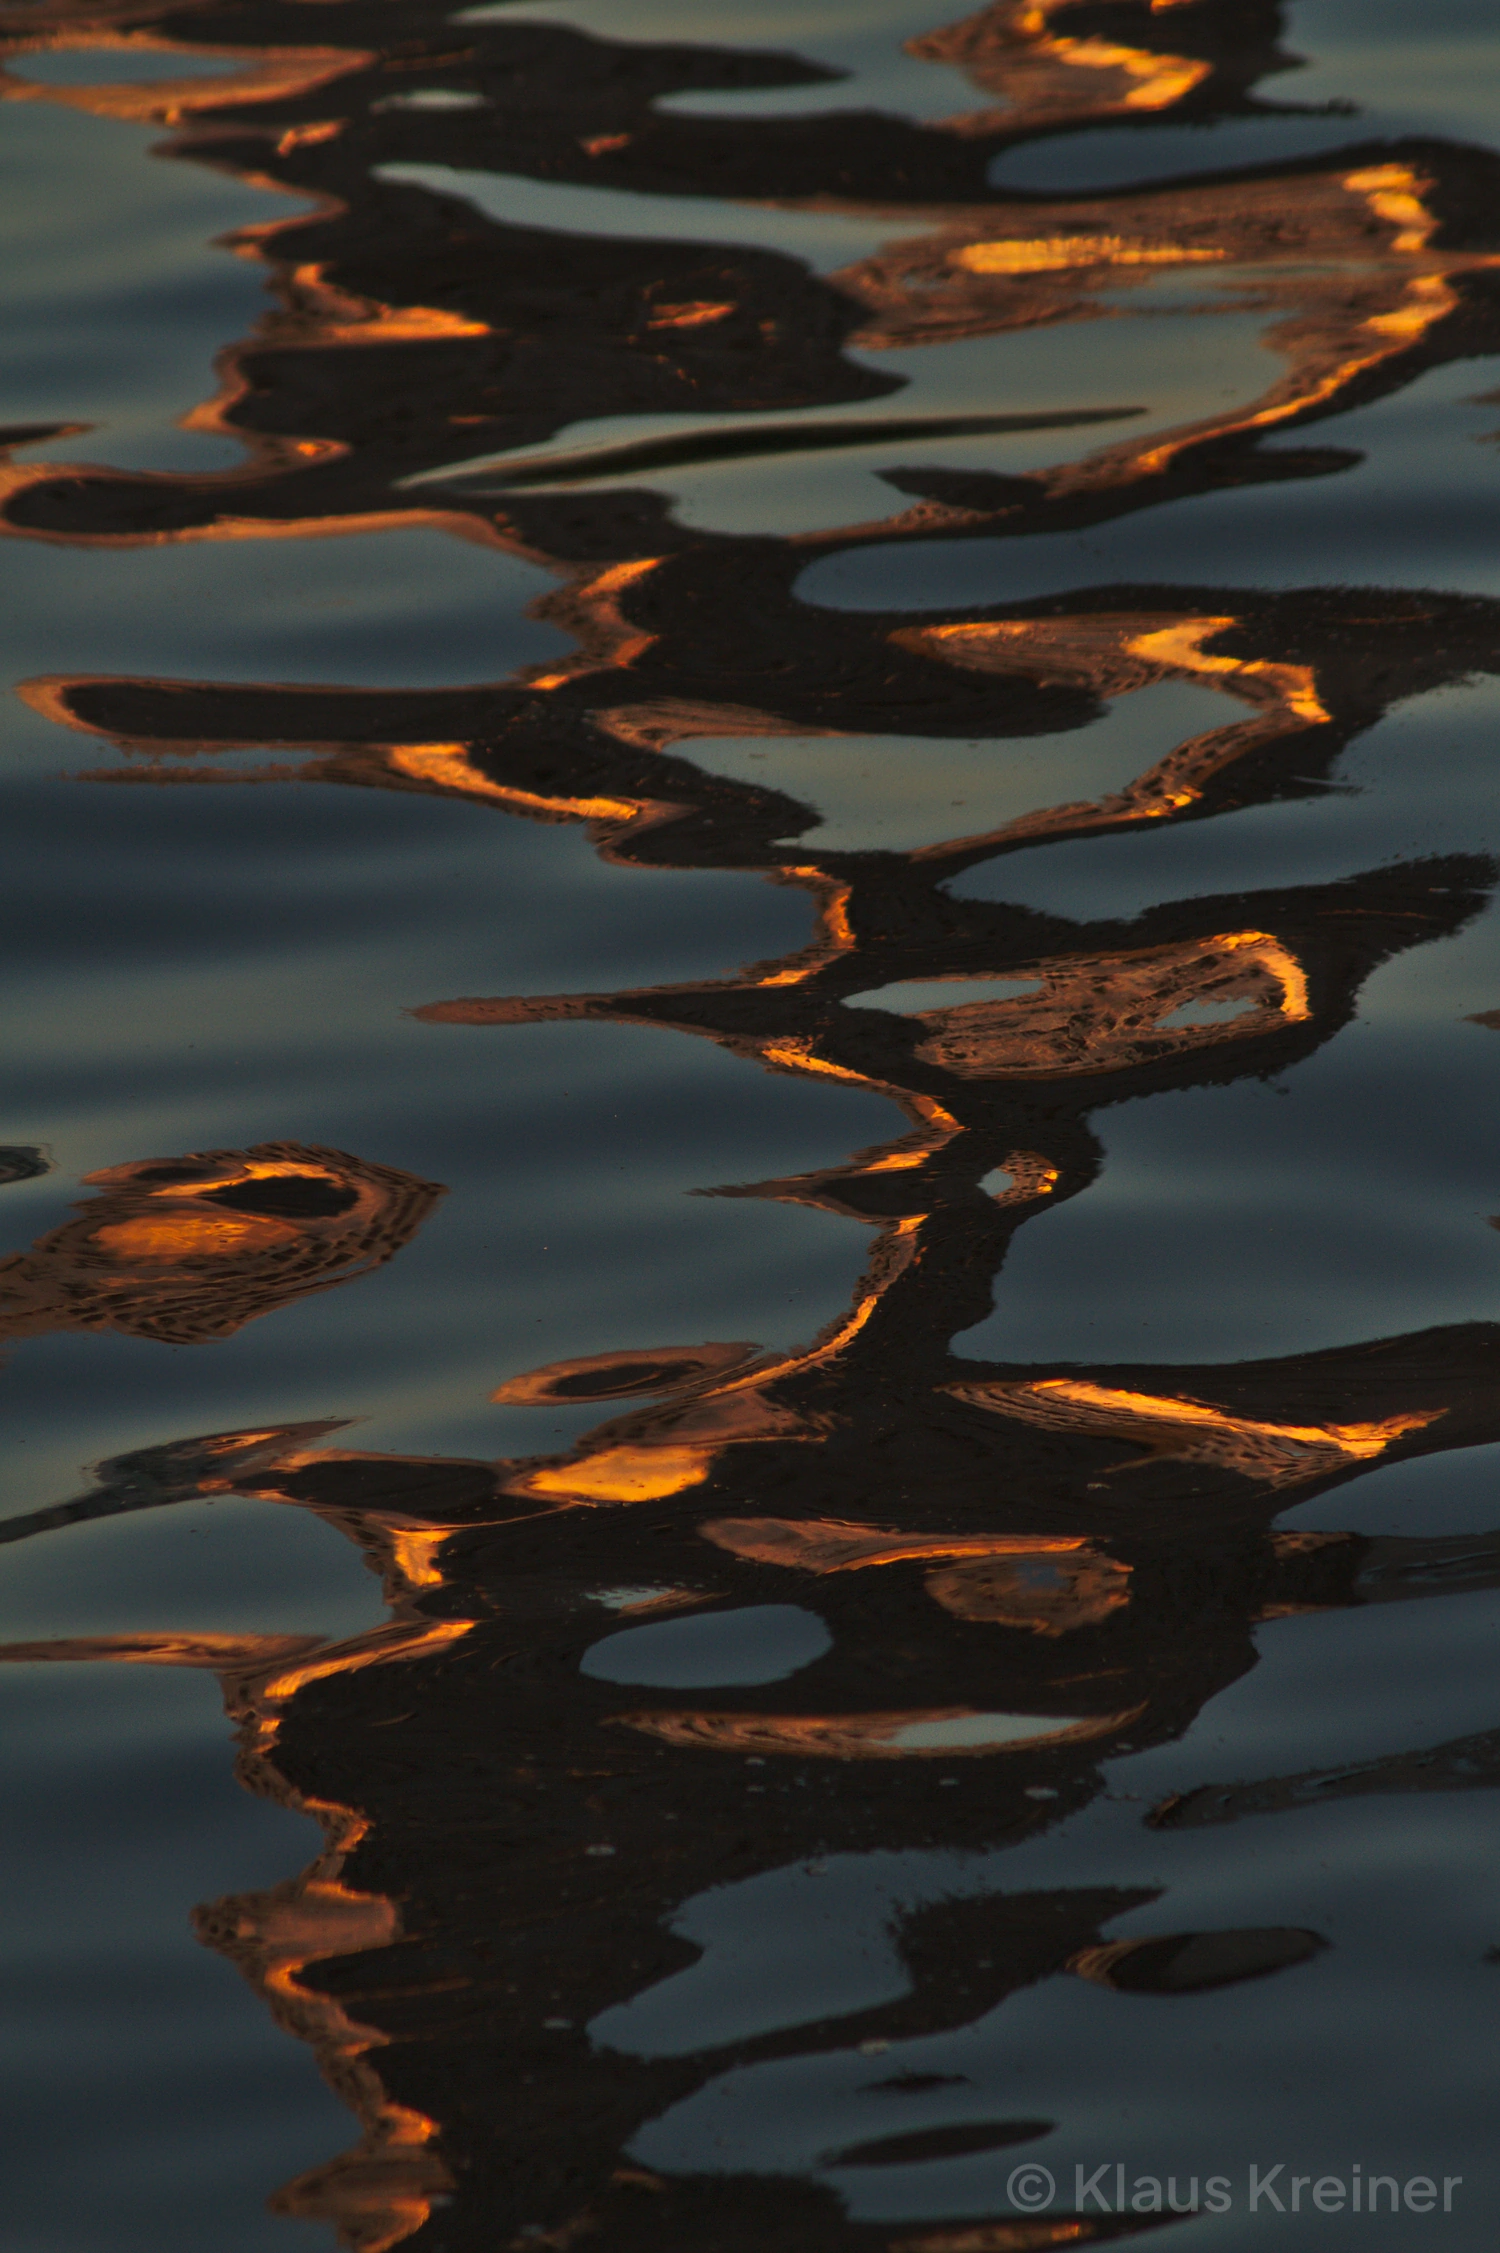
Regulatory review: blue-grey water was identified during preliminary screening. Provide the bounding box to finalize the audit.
[4,3,1500,2248]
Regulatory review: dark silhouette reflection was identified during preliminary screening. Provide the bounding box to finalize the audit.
[0,1145,50,1185]
[7,0,1500,2245]
[10,1272,1500,2249]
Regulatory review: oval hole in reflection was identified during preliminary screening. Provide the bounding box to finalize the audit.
[581,1603,830,1688]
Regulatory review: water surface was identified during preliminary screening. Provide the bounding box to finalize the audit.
[4,1,1500,2247]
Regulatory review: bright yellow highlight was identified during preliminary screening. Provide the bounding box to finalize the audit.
[260,1620,473,1702]
[646,301,736,329]
[954,236,1223,275]
[0,1631,320,1669]
[92,1213,297,1259]
[1213,929,1311,1021]
[1345,165,1437,255]
[758,873,855,983]
[583,555,662,597]
[700,1516,1090,1574]
[1032,1381,1437,1461]
[518,1445,715,1503]
[761,1039,878,1087]
[1126,622,1333,726]
[289,265,489,341]
[1366,273,1457,339]
[385,1528,452,1590]
[1054,35,1211,108]
[388,745,640,823]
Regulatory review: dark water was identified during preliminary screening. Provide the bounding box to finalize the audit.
[4,1,1500,2246]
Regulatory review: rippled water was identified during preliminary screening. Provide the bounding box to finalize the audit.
[4,1,1500,2246]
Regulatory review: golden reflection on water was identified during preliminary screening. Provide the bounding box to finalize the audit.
[0,1423,488,2249]
[948,1378,1443,1488]
[699,1518,1131,1632]
[615,1701,1146,1759]
[0,33,371,123]
[909,0,1220,138]
[0,1143,443,1343]
[6,0,1500,2244]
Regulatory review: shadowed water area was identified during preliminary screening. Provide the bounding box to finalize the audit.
[4,0,1500,2245]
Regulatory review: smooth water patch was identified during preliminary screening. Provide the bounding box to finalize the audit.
[9,48,257,84]
[591,1852,914,2058]
[377,161,900,275]
[580,1602,831,1686]
[1282,0,1500,146]
[0,1663,347,2253]
[989,116,1372,194]
[1125,1585,1500,1789]
[0,768,807,998]
[948,675,1500,927]
[799,358,1500,616]
[952,1016,1500,1367]
[0,523,568,700]
[0,1492,388,1644]
[464,0,979,124]
[1278,1439,1500,1540]
[0,100,308,474]
[632,1793,1495,2227]
[0,763,898,1500]
[848,977,1041,1014]
[679,682,1240,852]
[624,1773,1500,2221]
[540,311,1273,539]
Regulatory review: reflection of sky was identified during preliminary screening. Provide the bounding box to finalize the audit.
[621,1565,1500,2214]
[629,1784,1500,2220]
[954,672,1500,921]
[0,529,570,715]
[0,1493,388,1644]
[852,978,1040,1013]
[695,309,1278,536]
[0,101,307,473]
[378,160,901,275]
[1280,1435,1500,1537]
[0,1661,350,2253]
[990,115,1368,193]
[463,0,981,122]
[580,1602,832,1687]
[1288,0,1500,143]
[946,670,1500,1368]
[681,680,1240,851]
[0,763,899,1506]
[9,47,255,84]
[801,355,1500,615]
[953,990,1500,1366]
[404,299,1282,540]
[5,0,1500,2237]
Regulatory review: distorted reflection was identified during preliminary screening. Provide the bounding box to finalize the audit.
[5,0,1500,2244]
[0,1143,443,1343]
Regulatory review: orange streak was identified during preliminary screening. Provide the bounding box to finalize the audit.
[508,1444,715,1505]
[387,744,641,823]
[699,1516,1088,1573]
[616,1702,1146,1758]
